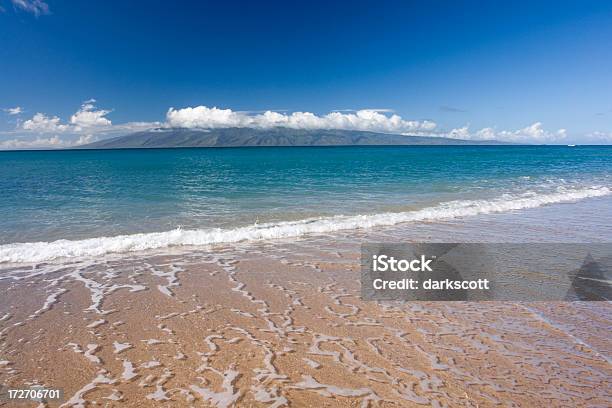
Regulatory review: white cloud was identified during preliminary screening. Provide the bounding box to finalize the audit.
[2,100,161,149]
[21,113,69,132]
[11,0,49,16]
[0,134,98,150]
[585,131,612,143]
[4,106,23,115]
[0,136,68,149]
[166,106,437,134]
[333,108,396,113]
[5,100,611,147]
[75,134,97,145]
[109,121,163,134]
[70,100,112,130]
[20,100,112,133]
[445,122,568,143]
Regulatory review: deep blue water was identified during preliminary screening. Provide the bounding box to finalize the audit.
[1,146,610,244]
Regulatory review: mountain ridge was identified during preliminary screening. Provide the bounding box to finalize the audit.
[79,127,510,149]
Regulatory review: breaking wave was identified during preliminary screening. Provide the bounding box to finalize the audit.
[1,186,609,264]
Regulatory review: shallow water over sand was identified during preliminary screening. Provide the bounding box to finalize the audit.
[0,198,610,407]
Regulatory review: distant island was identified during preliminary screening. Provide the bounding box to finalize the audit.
[78,128,509,149]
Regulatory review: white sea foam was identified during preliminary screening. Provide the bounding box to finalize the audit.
[0,186,609,264]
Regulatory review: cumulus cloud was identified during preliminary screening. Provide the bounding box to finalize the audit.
[166,106,437,134]
[5,100,612,148]
[21,113,69,132]
[70,99,112,129]
[446,122,567,143]
[20,100,112,133]
[0,136,67,149]
[2,100,160,149]
[3,106,23,115]
[11,0,49,16]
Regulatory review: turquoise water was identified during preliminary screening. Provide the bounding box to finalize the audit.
[0,146,611,248]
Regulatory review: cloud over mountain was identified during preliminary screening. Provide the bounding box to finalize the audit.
[166,106,437,134]
[3,100,611,149]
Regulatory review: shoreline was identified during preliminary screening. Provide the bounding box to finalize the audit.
[1,200,610,407]
[1,188,610,265]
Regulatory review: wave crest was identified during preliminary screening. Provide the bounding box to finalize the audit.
[1,186,609,264]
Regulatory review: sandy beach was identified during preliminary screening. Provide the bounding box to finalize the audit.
[1,202,611,407]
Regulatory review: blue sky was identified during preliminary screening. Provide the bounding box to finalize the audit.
[1,0,611,147]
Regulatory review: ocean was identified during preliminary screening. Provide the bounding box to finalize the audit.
[0,145,611,263]
[1,145,611,407]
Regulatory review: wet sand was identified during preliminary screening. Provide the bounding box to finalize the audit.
[1,200,611,407]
